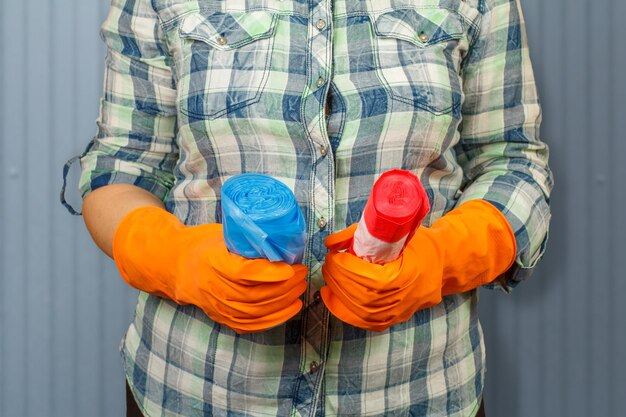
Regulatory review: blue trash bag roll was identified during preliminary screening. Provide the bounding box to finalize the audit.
[221,173,307,264]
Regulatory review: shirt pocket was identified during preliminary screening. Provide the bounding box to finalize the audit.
[177,10,278,120]
[369,7,466,116]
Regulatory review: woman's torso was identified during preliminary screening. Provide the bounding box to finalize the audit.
[123,1,486,416]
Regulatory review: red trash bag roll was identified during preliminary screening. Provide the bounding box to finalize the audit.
[350,170,430,264]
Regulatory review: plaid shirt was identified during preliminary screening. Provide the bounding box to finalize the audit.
[75,0,552,415]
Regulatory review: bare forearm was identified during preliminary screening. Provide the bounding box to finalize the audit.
[82,184,165,258]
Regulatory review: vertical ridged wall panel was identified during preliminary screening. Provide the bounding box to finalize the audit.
[1,1,136,416]
[0,0,624,416]
[478,0,626,416]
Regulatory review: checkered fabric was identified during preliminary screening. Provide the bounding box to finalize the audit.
[76,0,552,415]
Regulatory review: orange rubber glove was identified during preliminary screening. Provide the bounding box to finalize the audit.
[321,200,516,331]
[112,206,308,333]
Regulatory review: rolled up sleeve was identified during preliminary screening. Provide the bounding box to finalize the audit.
[454,0,553,290]
[79,0,178,201]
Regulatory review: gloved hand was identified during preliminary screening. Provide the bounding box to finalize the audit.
[321,199,516,332]
[112,206,308,333]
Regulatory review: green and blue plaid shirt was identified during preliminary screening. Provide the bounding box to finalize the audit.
[76,0,552,415]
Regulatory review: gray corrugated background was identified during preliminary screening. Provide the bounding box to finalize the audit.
[1,0,624,416]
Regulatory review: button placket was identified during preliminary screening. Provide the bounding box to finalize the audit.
[309,361,320,373]
[313,291,322,304]
[293,4,333,417]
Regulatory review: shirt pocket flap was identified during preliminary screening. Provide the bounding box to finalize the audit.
[371,8,465,47]
[179,11,278,50]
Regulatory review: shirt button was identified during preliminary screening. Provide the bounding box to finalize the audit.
[313,291,322,304]
[418,32,429,43]
[316,19,327,30]
[316,77,325,88]
[310,361,320,373]
[320,146,327,157]
[216,35,228,45]
[317,217,327,229]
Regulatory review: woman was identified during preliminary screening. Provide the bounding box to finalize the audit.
[67,0,552,415]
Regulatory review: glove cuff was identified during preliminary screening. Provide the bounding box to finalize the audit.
[112,206,184,297]
[432,199,517,295]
